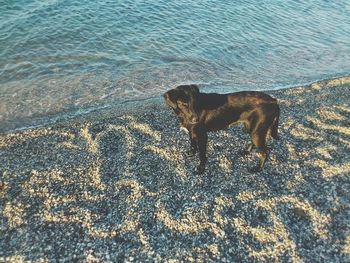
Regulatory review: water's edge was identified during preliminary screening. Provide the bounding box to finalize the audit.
[1,74,349,135]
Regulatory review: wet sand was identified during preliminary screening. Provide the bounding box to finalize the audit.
[1,77,350,262]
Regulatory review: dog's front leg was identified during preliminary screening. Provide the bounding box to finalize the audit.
[193,127,208,174]
[187,130,198,157]
[180,126,197,157]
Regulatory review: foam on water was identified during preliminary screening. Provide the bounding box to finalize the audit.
[1,0,350,131]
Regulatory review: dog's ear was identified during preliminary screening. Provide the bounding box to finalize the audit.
[167,89,179,102]
[189,85,199,94]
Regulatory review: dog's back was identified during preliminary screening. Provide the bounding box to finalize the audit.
[195,91,279,132]
[227,91,277,106]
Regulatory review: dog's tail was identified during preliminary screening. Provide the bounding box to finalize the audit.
[271,104,280,140]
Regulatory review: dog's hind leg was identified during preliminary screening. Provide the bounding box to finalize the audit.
[243,122,250,133]
[270,105,280,140]
[250,125,269,172]
[239,113,257,156]
[257,147,268,171]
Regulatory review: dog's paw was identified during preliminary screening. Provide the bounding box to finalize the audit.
[185,149,196,157]
[238,150,250,156]
[248,166,262,173]
[196,165,205,174]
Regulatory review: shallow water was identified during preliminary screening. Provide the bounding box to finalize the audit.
[1,0,350,130]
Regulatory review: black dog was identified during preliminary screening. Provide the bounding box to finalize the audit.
[163,84,280,173]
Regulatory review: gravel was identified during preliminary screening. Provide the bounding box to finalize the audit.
[1,77,350,262]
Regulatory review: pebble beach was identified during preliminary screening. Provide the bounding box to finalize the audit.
[1,77,350,262]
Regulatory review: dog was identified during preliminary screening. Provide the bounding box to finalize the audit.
[163,84,280,174]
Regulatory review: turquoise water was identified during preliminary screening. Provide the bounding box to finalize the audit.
[1,0,350,130]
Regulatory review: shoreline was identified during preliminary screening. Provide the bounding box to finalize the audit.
[1,74,350,135]
[1,77,350,262]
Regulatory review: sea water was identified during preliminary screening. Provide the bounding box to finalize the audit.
[1,0,350,131]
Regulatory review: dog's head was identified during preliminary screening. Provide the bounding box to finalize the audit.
[163,84,200,124]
